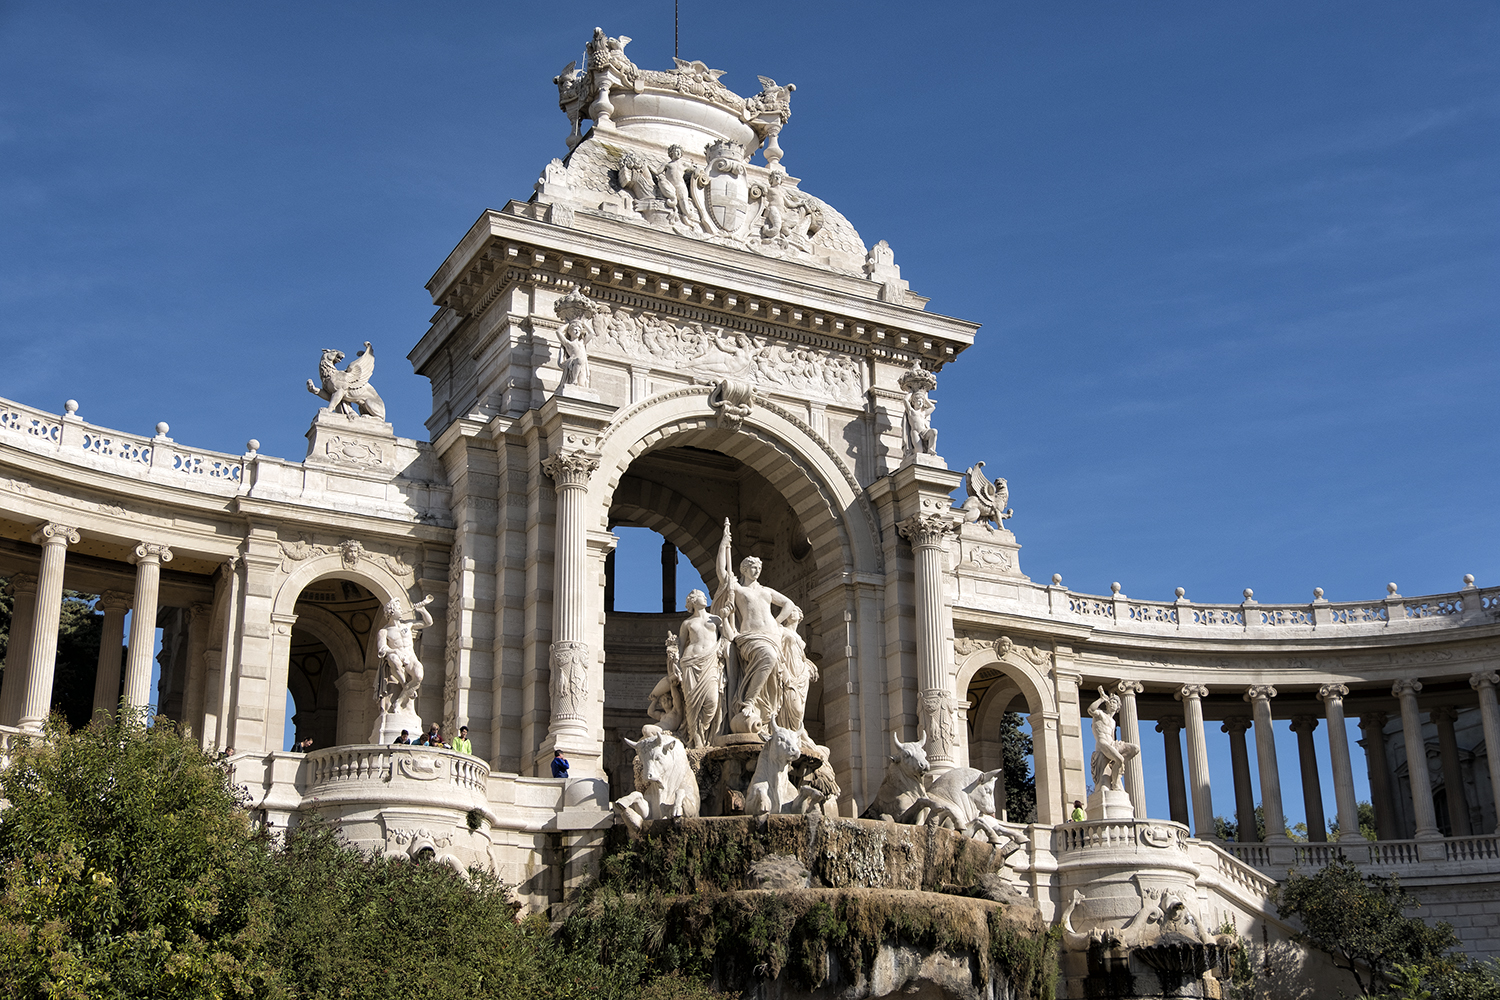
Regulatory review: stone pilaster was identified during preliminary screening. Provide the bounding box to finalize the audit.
[1221,716,1258,842]
[1430,705,1472,836]
[1116,679,1146,818]
[1359,711,1402,841]
[1243,685,1287,842]
[1393,679,1443,846]
[1289,715,1328,842]
[123,542,173,713]
[1319,683,1361,840]
[541,448,600,770]
[1176,684,1214,838]
[90,591,132,717]
[1156,715,1190,827]
[18,523,80,731]
[1470,671,1500,834]
[0,572,39,727]
[897,509,961,769]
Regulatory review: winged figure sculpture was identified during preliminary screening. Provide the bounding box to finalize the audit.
[307,342,386,420]
[959,461,1012,531]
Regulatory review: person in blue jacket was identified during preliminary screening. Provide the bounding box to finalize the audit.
[551,749,570,779]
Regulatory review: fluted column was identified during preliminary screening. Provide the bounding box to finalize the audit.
[1430,705,1472,836]
[0,572,39,727]
[1470,672,1500,834]
[1393,679,1441,841]
[1290,715,1328,842]
[1176,684,1214,837]
[898,511,962,768]
[1222,717,1258,841]
[123,542,173,712]
[1319,684,1361,840]
[1359,711,1401,840]
[90,591,132,717]
[18,524,81,731]
[1244,685,1286,842]
[541,449,600,747]
[1157,716,1190,827]
[1116,680,1146,817]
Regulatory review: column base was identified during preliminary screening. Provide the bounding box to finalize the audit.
[1087,787,1135,821]
[370,710,424,745]
[539,729,601,779]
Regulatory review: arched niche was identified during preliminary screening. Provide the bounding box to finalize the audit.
[955,641,1065,826]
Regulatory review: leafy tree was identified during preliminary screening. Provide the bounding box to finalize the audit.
[1328,801,1380,843]
[1274,858,1458,996]
[0,579,108,730]
[998,711,1036,823]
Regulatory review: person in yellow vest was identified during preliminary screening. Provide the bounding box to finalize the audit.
[453,726,473,755]
[1070,799,1085,823]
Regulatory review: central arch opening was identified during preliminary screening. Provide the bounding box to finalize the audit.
[281,578,381,751]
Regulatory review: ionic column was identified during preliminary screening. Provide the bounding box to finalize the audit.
[1176,684,1214,838]
[1431,705,1472,836]
[898,512,961,768]
[1319,683,1361,840]
[1157,716,1190,827]
[90,591,132,717]
[1393,679,1441,841]
[1222,717,1258,842]
[0,572,39,727]
[1359,711,1401,840]
[1244,685,1287,842]
[122,542,173,712]
[541,450,600,749]
[1116,680,1147,817]
[1470,672,1500,834]
[18,523,81,731]
[1289,715,1328,842]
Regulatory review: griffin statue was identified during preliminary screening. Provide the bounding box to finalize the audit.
[959,461,1012,531]
[307,342,386,420]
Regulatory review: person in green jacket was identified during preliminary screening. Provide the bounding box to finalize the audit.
[453,725,473,755]
[1070,799,1085,823]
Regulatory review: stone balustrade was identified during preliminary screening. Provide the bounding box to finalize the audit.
[1190,839,1281,903]
[0,724,21,772]
[302,744,491,806]
[1054,818,1192,857]
[1223,833,1500,871]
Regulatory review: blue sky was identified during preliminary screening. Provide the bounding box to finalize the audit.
[4,4,1497,803]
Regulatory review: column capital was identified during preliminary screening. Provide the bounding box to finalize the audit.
[1429,705,1460,726]
[1288,714,1320,734]
[96,590,133,613]
[1155,715,1184,734]
[190,602,214,623]
[1220,716,1253,736]
[1392,678,1423,699]
[896,511,960,549]
[131,542,174,565]
[1318,682,1349,703]
[31,522,80,547]
[1471,670,1500,691]
[541,449,600,488]
[6,571,38,596]
[1116,679,1145,697]
[1176,683,1209,702]
[1244,685,1277,703]
[1359,710,1388,730]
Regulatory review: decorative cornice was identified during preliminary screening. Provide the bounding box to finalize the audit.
[130,542,174,565]
[32,522,80,546]
[541,449,601,489]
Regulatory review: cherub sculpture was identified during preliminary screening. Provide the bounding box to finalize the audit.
[959,461,1013,531]
[898,363,939,457]
[308,343,386,420]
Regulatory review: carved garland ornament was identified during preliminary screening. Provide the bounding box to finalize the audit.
[277,536,414,579]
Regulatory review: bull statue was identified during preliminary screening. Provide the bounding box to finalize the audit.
[612,727,700,838]
[861,730,931,821]
[744,716,826,817]
[905,767,1024,862]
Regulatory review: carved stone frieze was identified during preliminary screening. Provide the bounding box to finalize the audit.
[386,826,454,849]
[953,636,987,656]
[443,544,463,737]
[322,435,386,468]
[966,545,1013,571]
[549,639,590,721]
[994,635,1052,669]
[920,688,961,759]
[277,536,414,580]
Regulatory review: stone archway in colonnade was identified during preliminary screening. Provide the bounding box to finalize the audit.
[956,637,1065,826]
[579,385,887,809]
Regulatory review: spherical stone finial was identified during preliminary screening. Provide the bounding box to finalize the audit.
[1110,582,1121,594]
[1051,573,1062,585]
[1174,587,1186,599]
[1243,588,1254,600]
[1465,574,1476,586]
[155,422,170,436]
[1387,582,1398,595]
[1314,587,1324,599]
[63,399,78,415]
[246,439,260,454]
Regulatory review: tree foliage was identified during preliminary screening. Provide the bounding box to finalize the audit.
[0,579,110,730]
[997,711,1036,823]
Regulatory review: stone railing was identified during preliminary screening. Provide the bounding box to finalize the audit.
[1191,839,1281,905]
[1041,576,1500,639]
[0,397,252,496]
[304,744,490,796]
[1226,834,1500,872]
[0,724,23,772]
[1054,818,1192,857]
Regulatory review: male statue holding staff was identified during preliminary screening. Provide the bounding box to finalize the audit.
[712,518,799,736]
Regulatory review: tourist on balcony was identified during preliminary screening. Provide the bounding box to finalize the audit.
[392,730,412,745]
[1070,800,1085,823]
[415,723,445,747]
[551,749,569,779]
[453,726,472,755]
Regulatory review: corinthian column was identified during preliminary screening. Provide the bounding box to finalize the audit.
[1176,684,1214,838]
[1471,671,1500,834]
[898,511,961,769]
[541,449,600,750]
[1289,715,1328,842]
[1221,717,1258,842]
[1319,684,1361,839]
[90,591,132,717]
[1430,705,1472,836]
[1116,679,1146,817]
[123,542,173,712]
[1393,679,1441,841]
[0,572,38,727]
[17,524,81,731]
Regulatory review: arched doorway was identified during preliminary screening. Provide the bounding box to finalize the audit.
[282,578,381,750]
[966,668,1037,823]
[956,640,1064,825]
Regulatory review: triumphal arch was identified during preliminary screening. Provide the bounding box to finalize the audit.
[2,27,1499,993]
